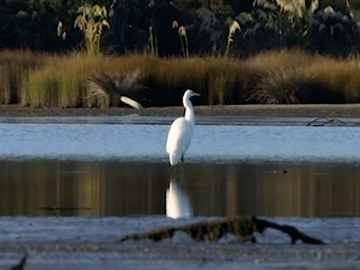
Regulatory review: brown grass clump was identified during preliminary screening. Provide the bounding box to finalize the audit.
[247,68,313,104]
[154,57,251,106]
[247,49,318,71]
[153,57,209,105]
[307,58,360,103]
[246,49,353,104]
[24,55,89,107]
[0,50,45,104]
[207,58,249,105]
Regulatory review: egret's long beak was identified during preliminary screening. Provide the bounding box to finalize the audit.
[193,92,201,97]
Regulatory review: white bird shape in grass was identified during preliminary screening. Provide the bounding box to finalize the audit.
[166,89,200,166]
[86,70,151,109]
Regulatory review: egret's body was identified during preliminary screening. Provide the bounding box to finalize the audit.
[166,90,200,166]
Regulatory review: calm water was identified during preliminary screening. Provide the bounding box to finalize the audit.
[1,116,360,217]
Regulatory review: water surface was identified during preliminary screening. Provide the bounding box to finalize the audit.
[1,116,360,270]
[1,122,360,162]
[1,117,360,217]
[1,160,360,217]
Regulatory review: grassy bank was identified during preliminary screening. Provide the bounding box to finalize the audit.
[0,49,359,108]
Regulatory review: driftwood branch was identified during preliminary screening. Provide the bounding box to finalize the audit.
[8,254,27,270]
[118,216,325,245]
[254,218,324,244]
[307,117,345,126]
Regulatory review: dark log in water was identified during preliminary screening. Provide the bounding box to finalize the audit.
[118,216,325,245]
[8,254,27,270]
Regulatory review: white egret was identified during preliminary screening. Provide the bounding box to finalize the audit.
[166,89,200,166]
[166,178,193,219]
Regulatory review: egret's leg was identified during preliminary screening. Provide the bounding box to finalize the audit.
[181,155,184,163]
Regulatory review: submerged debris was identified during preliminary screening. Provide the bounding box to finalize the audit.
[118,216,325,245]
[307,117,346,126]
[255,218,325,244]
[8,254,27,270]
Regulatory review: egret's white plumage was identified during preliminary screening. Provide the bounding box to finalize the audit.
[166,178,193,219]
[166,89,200,166]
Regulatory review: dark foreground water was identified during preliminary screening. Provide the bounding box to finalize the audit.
[1,160,360,217]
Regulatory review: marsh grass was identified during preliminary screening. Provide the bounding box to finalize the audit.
[153,57,209,105]
[247,49,319,71]
[247,68,314,104]
[25,55,90,107]
[208,58,249,105]
[245,49,356,104]
[0,50,44,104]
[307,59,360,103]
[24,53,163,107]
[2,49,360,107]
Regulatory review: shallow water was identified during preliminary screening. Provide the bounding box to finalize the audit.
[0,116,360,217]
[1,161,360,217]
[1,116,360,269]
[1,121,360,162]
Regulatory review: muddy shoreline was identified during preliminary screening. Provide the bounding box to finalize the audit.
[1,216,360,269]
[1,104,360,117]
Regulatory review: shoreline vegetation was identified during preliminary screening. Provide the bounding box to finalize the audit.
[1,49,360,111]
[3,0,360,115]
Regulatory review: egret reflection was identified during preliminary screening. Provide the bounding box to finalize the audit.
[166,178,193,219]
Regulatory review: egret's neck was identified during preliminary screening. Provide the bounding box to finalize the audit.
[183,98,195,122]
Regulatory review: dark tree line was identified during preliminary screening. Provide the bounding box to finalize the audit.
[2,0,360,57]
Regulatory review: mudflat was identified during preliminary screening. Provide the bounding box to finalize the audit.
[1,216,360,270]
[1,104,360,117]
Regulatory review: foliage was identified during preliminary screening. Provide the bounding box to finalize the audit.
[74,4,109,56]
[234,0,360,57]
[104,0,148,54]
[2,0,360,57]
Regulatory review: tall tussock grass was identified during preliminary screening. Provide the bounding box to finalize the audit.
[306,58,360,103]
[153,57,209,106]
[0,50,45,104]
[23,54,160,107]
[207,58,249,105]
[1,49,360,107]
[246,50,360,104]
